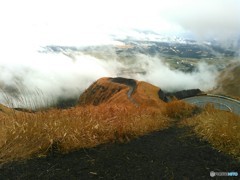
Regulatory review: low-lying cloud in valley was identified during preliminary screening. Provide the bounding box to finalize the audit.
[0,49,219,108]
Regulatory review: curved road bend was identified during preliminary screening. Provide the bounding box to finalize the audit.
[109,77,138,106]
[183,94,240,116]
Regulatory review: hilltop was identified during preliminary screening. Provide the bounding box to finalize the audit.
[78,77,167,111]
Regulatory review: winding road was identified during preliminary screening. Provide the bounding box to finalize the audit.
[109,77,138,106]
[108,78,240,115]
[183,94,240,115]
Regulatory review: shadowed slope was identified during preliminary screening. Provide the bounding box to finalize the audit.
[212,62,240,98]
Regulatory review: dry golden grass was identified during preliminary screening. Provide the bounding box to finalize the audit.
[0,78,171,164]
[79,78,167,109]
[163,100,199,120]
[0,104,170,164]
[181,104,240,160]
[1,97,239,165]
[163,100,240,160]
[1,76,239,165]
[132,81,166,110]
[79,77,128,106]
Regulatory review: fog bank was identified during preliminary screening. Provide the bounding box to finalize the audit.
[0,50,218,108]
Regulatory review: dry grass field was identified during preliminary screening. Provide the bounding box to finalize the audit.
[181,104,240,160]
[0,77,240,166]
[0,104,170,164]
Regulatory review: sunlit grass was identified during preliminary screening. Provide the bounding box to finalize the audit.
[181,104,240,160]
[1,83,239,165]
[0,104,170,164]
[163,99,199,120]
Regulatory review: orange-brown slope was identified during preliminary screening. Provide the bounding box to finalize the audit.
[78,77,129,106]
[78,77,166,110]
[211,62,240,98]
[132,81,166,110]
[0,103,14,115]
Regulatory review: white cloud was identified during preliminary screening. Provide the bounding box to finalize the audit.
[1,0,239,46]
[0,51,219,108]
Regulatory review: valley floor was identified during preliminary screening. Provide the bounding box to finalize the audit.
[0,125,239,179]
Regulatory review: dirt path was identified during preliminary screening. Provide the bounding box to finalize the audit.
[1,125,239,179]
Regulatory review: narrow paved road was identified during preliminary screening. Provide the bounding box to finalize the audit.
[183,94,240,115]
[109,77,138,106]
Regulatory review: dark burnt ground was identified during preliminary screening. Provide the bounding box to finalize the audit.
[1,125,239,180]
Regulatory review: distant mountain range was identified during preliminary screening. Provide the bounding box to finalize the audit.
[42,37,236,59]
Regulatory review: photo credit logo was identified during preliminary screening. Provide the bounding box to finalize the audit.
[210,171,238,177]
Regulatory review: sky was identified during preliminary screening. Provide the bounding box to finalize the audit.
[0,0,239,108]
[0,0,240,47]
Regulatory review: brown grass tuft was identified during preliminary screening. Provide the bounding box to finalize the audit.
[163,100,199,119]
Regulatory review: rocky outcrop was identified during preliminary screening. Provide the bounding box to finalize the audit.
[158,89,169,102]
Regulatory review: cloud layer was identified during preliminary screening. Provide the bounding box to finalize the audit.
[0,50,219,108]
